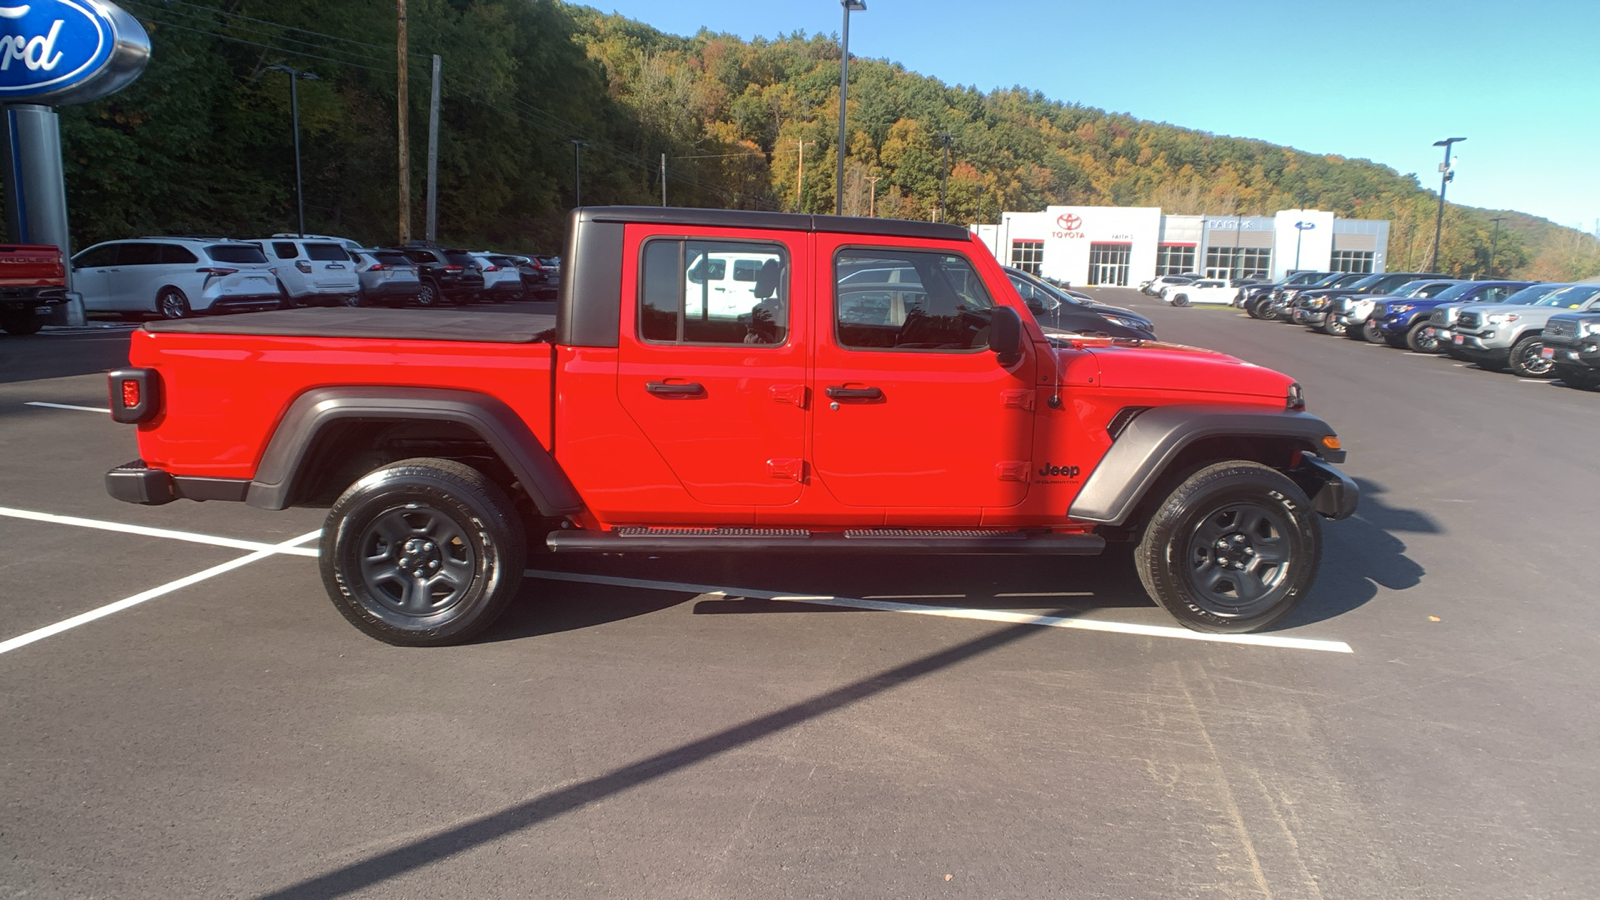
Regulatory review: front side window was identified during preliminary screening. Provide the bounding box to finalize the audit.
[835,249,994,352]
[640,239,789,346]
[73,244,117,268]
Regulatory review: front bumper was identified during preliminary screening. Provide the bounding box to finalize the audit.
[1293,308,1329,326]
[1540,337,1600,367]
[1450,332,1500,352]
[1291,455,1360,520]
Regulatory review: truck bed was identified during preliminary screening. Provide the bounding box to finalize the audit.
[143,307,555,343]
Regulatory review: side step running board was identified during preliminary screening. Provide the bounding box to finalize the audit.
[547,527,1105,556]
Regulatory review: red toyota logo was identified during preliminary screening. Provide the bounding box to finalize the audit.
[1056,213,1082,232]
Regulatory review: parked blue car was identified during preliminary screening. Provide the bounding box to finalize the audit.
[1371,281,1537,352]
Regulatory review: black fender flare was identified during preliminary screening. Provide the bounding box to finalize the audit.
[1067,405,1345,526]
[245,386,583,516]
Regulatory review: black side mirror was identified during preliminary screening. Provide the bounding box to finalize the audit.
[989,306,1023,366]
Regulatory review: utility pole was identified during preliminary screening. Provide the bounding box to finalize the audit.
[266,64,317,238]
[1429,137,1465,272]
[396,0,410,242]
[836,0,865,216]
[660,153,666,207]
[936,132,953,223]
[794,139,813,212]
[866,174,879,217]
[1489,215,1505,276]
[425,54,440,243]
[569,139,587,208]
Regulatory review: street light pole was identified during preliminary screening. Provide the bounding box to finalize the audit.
[569,139,587,208]
[836,0,865,216]
[1429,137,1466,272]
[267,64,319,238]
[1489,215,1505,276]
[866,174,879,217]
[936,132,953,222]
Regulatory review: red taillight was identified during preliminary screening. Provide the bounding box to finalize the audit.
[295,260,313,273]
[443,265,463,272]
[122,380,140,408]
[367,263,387,271]
[483,264,500,272]
[196,267,238,277]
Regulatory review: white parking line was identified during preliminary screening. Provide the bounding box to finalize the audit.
[526,570,1353,654]
[25,401,109,413]
[0,506,320,557]
[0,530,321,656]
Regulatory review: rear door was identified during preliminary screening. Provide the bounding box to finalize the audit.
[615,225,809,507]
[811,238,1036,514]
[304,242,358,293]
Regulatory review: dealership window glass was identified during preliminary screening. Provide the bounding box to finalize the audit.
[1204,246,1271,279]
[1010,240,1043,275]
[640,239,789,346]
[1156,245,1195,276]
[836,249,994,351]
[1330,250,1374,273]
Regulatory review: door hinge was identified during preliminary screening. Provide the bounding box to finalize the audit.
[768,458,806,481]
[995,462,1030,482]
[770,384,808,408]
[1000,389,1035,411]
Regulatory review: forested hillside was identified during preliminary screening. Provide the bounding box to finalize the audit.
[53,0,1600,279]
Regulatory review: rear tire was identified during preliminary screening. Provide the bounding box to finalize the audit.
[1,309,45,335]
[1134,461,1320,634]
[1509,334,1554,377]
[320,458,526,646]
[416,280,441,307]
[157,287,191,319]
[341,293,364,308]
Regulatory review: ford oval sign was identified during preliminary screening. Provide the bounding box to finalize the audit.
[0,0,148,105]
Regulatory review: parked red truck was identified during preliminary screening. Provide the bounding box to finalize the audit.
[0,244,68,335]
[105,208,1357,644]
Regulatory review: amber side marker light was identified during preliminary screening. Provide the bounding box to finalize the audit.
[1322,435,1342,451]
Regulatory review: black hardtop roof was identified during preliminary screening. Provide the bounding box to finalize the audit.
[576,206,972,242]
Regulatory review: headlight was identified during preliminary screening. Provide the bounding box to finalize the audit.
[1391,304,1414,313]
[1102,315,1142,329]
[1354,299,1375,314]
[1580,321,1600,338]
[1487,314,1519,325]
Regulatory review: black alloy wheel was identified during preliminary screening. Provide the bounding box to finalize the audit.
[1509,335,1555,377]
[1360,319,1386,343]
[1326,318,1348,337]
[320,458,526,646]
[1134,461,1320,634]
[157,287,192,319]
[1405,321,1440,353]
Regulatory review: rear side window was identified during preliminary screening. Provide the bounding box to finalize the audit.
[374,251,412,267]
[159,244,198,264]
[639,239,789,346]
[271,242,299,260]
[205,244,269,264]
[835,249,994,352]
[443,251,478,268]
[118,243,163,266]
[306,243,348,261]
[402,250,435,264]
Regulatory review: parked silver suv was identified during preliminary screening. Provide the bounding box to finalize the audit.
[1451,284,1600,376]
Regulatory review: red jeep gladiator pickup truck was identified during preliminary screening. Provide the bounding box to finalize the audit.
[0,244,68,335]
[105,207,1357,645]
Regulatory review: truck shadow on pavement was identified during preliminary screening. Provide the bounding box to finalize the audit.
[1276,476,1432,629]
[490,478,1430,642]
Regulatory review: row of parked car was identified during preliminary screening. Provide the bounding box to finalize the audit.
[1216,269,1600,388]
[69,234,561,319]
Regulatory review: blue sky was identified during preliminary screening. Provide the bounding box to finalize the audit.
[592,0,1599,231]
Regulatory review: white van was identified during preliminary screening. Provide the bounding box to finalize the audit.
[73,238,281,318]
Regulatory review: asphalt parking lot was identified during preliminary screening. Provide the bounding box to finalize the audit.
[3,296,1598,899]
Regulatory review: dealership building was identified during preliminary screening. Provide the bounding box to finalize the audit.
[971,207,1390,287]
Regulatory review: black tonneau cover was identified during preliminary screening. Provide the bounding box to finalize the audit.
[143,308,556,343]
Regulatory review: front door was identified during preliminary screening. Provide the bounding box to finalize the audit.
[1088,243,1131,287]
[616,227,809,507]
[811,239,1035,513]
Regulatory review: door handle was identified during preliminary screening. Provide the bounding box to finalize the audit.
[645,381,706,397]
[825,385,883,401]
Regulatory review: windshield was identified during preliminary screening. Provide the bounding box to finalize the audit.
[1391,280,1441,297]
[1535,285,1600,309]
[1286,272,1326,285]
[1501,283,1566,305]
[1428,282,1483,301]
[1309,273,1348,288]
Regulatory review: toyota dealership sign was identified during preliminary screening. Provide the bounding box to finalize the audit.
[0,0,148,105]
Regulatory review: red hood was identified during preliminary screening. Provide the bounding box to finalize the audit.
[1062,338,1296,401]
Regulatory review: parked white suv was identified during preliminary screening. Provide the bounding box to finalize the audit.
[73,238,282,319]
[1161,278,1238,306]
[470,252,525,303]
[258,237,362,306]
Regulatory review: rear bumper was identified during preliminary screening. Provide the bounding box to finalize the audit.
[363,281,422,303]
[0,287,66,310]
[106,461,249,505]
[207,294,283,314]
[481,281,525,299]
[1291,455,1359,520]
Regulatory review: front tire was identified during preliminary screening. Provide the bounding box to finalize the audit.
[320,458,526,646]
[1133,461,1320,634]
[1170,294,1190,307]
[1509,334,1554,377]
[157,287,192,319]
[1405,321,1440,353]
[1326,318,1348,337]
[1555,365,1600,390]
